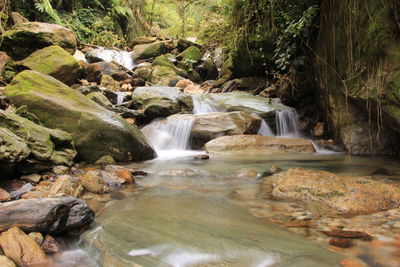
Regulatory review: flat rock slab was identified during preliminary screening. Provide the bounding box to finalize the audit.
[205,135,315,155]
[0,196,94,233]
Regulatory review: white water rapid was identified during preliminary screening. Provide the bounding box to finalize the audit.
[191,95,220,114]
[115,92,129,105]
[275,109,301,137]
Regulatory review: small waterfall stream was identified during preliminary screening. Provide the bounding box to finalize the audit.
[115,92,129,105]
[275,109,301,137]
[191,95,220,114]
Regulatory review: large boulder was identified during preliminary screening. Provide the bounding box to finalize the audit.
[200,92,292,120]
[4,71,155,162]
[263,168,400,215]
[0,110,76,173]
[19,45,82,85]
[149,65,183,86]
[134,41,167,59]
[170,112,262,149]
[0,22,77,60]
[0,196,94,233]
[0,227,48,267]
[84,61,132,83]
[205,135,315,155]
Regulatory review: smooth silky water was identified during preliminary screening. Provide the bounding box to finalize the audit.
[77,152,400,267]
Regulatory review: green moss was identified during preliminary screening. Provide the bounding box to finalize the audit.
[153,55,175,68]
[178,46,202,63]
[139,42,167,59]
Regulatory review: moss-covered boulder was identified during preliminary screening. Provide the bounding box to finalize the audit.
[0,110,76,174]
[177,46,203,72]
[0,22,77,60]
[149,65,182,86]
[136,41,167,59]
[19,45,82,85]
[4,71,155,163]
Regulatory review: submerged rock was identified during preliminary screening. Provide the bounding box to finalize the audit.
[4,71,155,162]
[263,168,400,215]
[19,45,82,85]
[205,135,315,155]
[0,196,94,233]
[0,227,48,267]
[0,22,77,60]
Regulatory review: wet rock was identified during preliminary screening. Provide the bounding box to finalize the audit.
[20,174,41,184]
[104,165,138,184]
[9,183,33,199]
[19,45,82,85]
[0,196,94,233]
[193,154,209,160]
[0,255,16,267]
[149,65,183,86]
[28,232,44,245]
[41,234,60,253]
[86,92,113,107]
[264,168,400,214]
[129,36,157,48]
[262,166,283,176]
[0,187,11,202]
[206,135,315,155]
[87,170,125,187]
[4,71,155,162]
[235,168,258,179]
[47,175,84,198]
[78,171,109,194]
[0,22,77,60]
[95,155,116,165]
[100,74,121,91]
[52,165,70,175]
[329,238,353,248]
[0,226,48,266]
[323,229,373,241]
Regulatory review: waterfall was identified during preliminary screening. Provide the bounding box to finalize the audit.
[275,109,301,137]
[142,116,195,151]
[116,92,129,105]
[258,119,274,136]
[191,95,220,114]
[88,48,136,70]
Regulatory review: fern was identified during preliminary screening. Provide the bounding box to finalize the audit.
[34,0,62,24]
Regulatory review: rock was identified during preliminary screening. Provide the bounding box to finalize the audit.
[28,232,44,245]
[136,41,167,59]
[313,122,325,137]
[0,188,11,202]
[205,135,316,155]
[0,127,30,164]
[153,54,176,68]
[129,36,157,48]
[78,171,109,194]
[177,46,202,70]
[19,45,82,85]
[0,227,48,267]
[0,255,16,267]
[0,22,77,60]
[95,155,116,165]
[52,165,70,175]
[9,183,33,199]
[87,170,125,187]
[86,92,113,107]
[100,74,121,91]
[329,238,353,248]
[41,234,60,253]
[230,76,269,92]
[0,110,77,173]
[323,229,373,241]
[149,65,183,86]
[104,165,136,184]
[20,174,41,184]
[235,168,258,179]
[133,86,186,101]
[193,154,209,160]
[84,61,132,83]
[4,71,155,162]
[200,92,292,120]
[8,12,29,26]
[47,175,84,198]
[21,181,52,199]
[0,196,94,233]
[175,79,194,90]
[264,168,400,214]
[0,51,10,74]
[73,50,87,62]
[177,38,203,52]
[197,58,219,80]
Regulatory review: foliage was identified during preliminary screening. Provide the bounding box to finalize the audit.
[34,0,62,24]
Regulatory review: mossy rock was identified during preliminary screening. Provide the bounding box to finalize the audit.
[19,45,82,86]
[86,92,112,107]
[178,46,202,63]
[153,55,175,68]
[4,71,155,162]
[149,65,182,86]
[142,98,181,121]
[137,42,168,59]
[0,22,77,60]
[0,110,76,174]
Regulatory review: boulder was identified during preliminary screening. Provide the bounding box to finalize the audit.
[84,61,131,83]
[168,112,262,149]
[8,12,29,26]
[177,39,203,52]
[4,71,155,162]
[205,135,315,155]
[0,188,11,202]
[133,86,187,101]
[149,65,183,86]
[0,196,94,233]
[47,175,84,198]
[135,41,167,59]
[178,46,202,64]
[19,45,82,85]
[0,110,76,172]
[0,22,77,60]
[86,92,113,107]
[0,51,10,74]
[263,168,400,214]
[197,58,219,80]
[0,227,48,267]
[78,171,109,194]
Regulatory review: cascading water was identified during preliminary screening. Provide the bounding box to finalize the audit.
[257,119,274,136]
[88,48,136,70]
[115,92,129,105]
[275,109,301,137]
[191,95,220,114]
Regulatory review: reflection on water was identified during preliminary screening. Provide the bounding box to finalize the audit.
[79,153,400,266]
